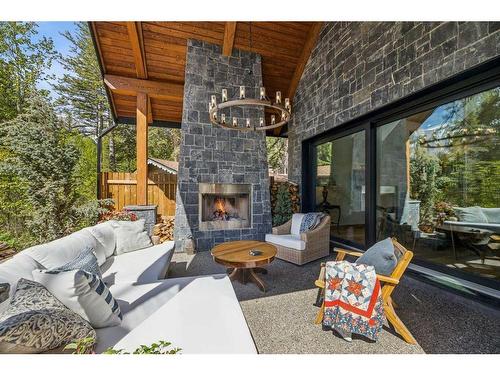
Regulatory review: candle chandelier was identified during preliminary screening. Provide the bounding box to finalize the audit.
[208,86,291,131]
[208,22,291,131]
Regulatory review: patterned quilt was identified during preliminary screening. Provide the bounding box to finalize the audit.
[323,261,385,341]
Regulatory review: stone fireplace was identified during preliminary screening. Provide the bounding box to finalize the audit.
[174,40,272,252]
[199,183,251,231]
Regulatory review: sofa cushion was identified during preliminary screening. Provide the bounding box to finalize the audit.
[32,269,122,328]
[265,234,306,251]
[0,279,95,353]
[50,246,102,278]
[356,237,398,276]
[481,208,500,224]
[86,221,116,264]
[290,213,305,236]
[95,275,257,354]
[0,253,43,314]
[23,228,98,269]
[110,219,153,255]
[100,241,175,286]
[454,206,489,223]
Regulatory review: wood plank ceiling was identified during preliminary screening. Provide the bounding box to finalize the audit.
[90,22,323,136]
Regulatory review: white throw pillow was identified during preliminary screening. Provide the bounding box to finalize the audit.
[23,229,98,269]
[111,219,153,255]
[32,269,122,328]
[86,221,116,264]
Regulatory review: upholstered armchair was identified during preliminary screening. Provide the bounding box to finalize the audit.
[265,214,331,265]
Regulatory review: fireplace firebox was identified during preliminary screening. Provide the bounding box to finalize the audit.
[199,183,252,231]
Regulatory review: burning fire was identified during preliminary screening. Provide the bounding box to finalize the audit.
[214,198,226,214]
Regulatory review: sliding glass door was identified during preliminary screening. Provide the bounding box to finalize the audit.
[304,79,500,288]
[376,86,500,282]
[313,130,366,247]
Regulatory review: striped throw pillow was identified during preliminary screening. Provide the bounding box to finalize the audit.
[32,268,122,328]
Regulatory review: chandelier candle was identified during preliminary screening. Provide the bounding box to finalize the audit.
[222,89,228,102]
[239,86,245,99]
[276,91,282,104]
[260,87,266,100]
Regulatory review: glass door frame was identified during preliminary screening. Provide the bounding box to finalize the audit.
[303,122,375,249]
[301,57,500,289]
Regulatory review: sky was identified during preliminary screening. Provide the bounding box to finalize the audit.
[35,22,78,97]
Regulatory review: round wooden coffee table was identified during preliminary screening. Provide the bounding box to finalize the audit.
[211,240,277,292]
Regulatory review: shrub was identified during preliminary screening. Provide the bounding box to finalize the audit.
[272,184,293,227]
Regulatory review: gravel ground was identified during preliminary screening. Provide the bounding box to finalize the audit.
[169,251,500,354]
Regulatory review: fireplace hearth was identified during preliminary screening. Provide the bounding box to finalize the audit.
[199,183,251,231]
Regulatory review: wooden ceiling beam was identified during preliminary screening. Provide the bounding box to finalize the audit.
[126,22,155,124]
[126,22,148,79]
[104,74,184,102]
[222,22,237,56]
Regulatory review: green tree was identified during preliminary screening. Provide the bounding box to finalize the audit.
[0,22,56,120]
[0,22,56,247]
[267,137,287,174]
[53,22,119,173]
[102,125,137,171]
[72,133,97,202]
[410,145,442,226]
[316,141,332,166]
[2,95,80,243]
[149,127,181,161]
[272,184,293,226]
[53,22,111,138]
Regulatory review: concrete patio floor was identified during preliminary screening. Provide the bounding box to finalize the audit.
[169,250,500,354]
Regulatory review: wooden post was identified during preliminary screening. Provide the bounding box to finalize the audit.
[136,92,148,205]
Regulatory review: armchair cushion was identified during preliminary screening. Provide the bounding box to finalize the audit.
[265,234,306,251]
[356,237,398,276]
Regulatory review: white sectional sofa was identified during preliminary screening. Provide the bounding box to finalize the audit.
[0,223,257,354]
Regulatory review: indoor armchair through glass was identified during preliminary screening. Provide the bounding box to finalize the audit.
[306,82,500,288]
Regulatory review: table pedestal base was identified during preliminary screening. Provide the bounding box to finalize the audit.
[227,267,268,292]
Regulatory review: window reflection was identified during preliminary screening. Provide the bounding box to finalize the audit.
[377,87,500,281]
[315,131,366,246]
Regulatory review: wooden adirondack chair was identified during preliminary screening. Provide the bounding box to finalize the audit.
[314,238,417,345]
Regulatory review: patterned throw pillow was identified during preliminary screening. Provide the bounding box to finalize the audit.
[299,212,326,233]
[32,268,122,328]
[49,246,102,278]
[0,279,95,353]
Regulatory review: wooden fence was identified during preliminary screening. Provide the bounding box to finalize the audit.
[99,172,177,217]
